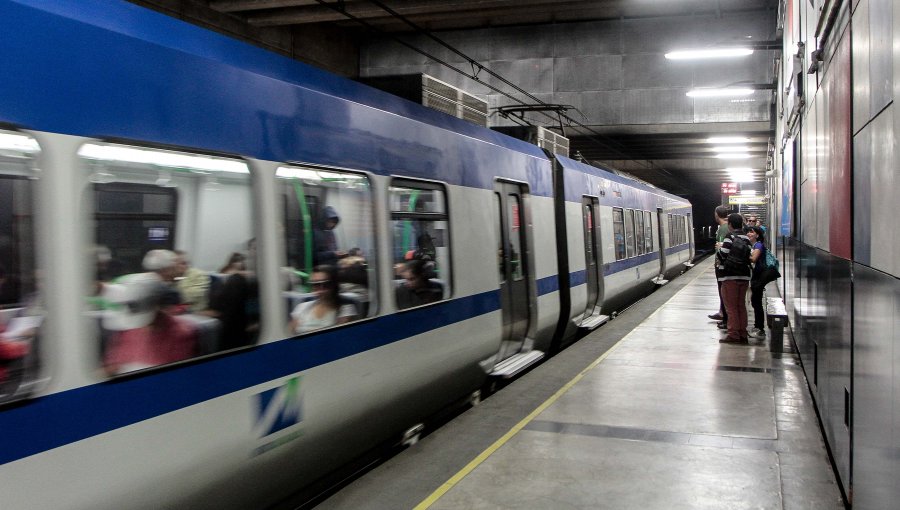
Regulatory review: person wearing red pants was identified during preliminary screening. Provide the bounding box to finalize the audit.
[716,213,752,343]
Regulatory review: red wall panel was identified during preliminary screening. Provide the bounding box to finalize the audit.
[828,32,852,259]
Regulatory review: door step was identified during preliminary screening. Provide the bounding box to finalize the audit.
[489,350,545,379]
[575,313,609,330]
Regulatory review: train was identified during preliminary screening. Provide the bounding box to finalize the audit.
[0,1,694,508]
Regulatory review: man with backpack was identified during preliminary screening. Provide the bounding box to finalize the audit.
[716,213,752,344]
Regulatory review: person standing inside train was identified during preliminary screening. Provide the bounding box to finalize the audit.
[716,213,752,344]
[314,206,347,265]
[708,206,730,327]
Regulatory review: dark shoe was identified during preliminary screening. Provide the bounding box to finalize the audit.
[717,321,727,330]
[708,313,723,321]
[740,337,750,344]
[719,336,743,344]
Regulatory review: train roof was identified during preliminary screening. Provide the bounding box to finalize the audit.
[555,155,691,207]
[1,0,552,193]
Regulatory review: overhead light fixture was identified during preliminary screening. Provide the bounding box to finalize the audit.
[665,48,754,60]
[713,145,751,153]
[726,168,755,183]
[716,153,751,159]
[708,137,749,144]
[740,189,759,196]
[78,144,249,174]
[687,88,754,98]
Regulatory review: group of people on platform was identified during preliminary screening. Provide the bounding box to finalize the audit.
[708,207,778,344]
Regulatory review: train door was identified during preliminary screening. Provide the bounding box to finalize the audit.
[653,207,669,285]
[579,197,607,328]
[491,181,537,373]
[685,212,695,267]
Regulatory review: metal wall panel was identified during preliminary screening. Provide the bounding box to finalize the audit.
[554,55,623,92]
[819,251,852,487]
[554,90,624,126]
[852,0,872,133]
[800,114,818,246]
[852,264,900,510]
[622,88,692,124]
[866,106,896,276]
[553,21,622,57]
[868,0,893,115]
[826,32,853,260]
[853,120,873,265]
[490,25,554,61]
[817,84,831,250]
[623,53,693,89]
[488,58,554,94]
[693,91,771,123]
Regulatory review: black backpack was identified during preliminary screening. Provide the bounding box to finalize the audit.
[723,234,751,272]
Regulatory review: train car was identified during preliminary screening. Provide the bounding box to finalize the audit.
[549,156,694,348]
[0,1,692,509]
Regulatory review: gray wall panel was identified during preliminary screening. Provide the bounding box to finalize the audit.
[622,88,692,124]
[623,53,693,89]
[692,91,771,123]
[852,0,872,133]
[868,0,893,115]
[868,106,895,275]
[554,90,624,126]
[490,26,554,61]
[488,58,554,94]
[553,21,622,57]
[852,264,900,510]
[852,119,873,266]
[554,56,623,92]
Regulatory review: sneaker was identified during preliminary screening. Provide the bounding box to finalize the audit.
[719,336,744,344]
[708,313,723,321]
[716,321,727,330]
[750,328,766,338]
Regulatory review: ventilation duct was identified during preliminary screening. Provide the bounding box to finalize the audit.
[360,73,488,127]
[492,125,570,158]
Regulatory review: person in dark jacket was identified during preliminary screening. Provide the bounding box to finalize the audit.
[746,226,767,339]
[314,206,347,265]
[396,259,442,310]
[716,213,751,344]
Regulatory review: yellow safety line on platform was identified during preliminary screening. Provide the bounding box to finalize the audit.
[413,259,712,510]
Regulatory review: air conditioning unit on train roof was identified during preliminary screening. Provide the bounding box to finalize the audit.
[359,73,489,127]
[491,125,570,158]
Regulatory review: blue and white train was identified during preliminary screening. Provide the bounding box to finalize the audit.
[0,1,693,508]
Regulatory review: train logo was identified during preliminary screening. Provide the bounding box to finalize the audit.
[253,376,304,438]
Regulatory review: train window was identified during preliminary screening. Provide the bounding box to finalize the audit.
[667,214,674,247]
[612,208,626,261]
[634,211,645,256]
[584,204,597,265]
[643,211,653,252]
[0,130,44,405]
[276,166,375,334]
[494,193,504,283]
[389,180,451,310]
[78,143,257,376]
[624,209,636,258]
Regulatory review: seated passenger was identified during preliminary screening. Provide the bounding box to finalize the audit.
[174,250,209,313]
[289,265,356,334]
[396,259,442,310]
[101,272,198,375]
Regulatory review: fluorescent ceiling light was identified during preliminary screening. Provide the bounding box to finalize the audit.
[708,137,749,144]
[713,145,750,153]
[716,153,751,159]
[665,48,754,60]
[79,144,249,174]
[740,190,758,196]
[725,167,757,180]
[0,132,40,153]
[686,88,754,98]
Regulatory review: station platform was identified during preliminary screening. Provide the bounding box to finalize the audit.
[316,257,846,510]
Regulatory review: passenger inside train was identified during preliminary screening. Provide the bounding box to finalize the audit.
[288,265,357,334]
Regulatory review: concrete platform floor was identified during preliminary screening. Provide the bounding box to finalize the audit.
[317,257,846,510]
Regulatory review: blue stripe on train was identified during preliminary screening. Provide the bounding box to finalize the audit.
[1,273,553,465]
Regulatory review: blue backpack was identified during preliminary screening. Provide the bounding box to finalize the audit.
[765,249,780,273]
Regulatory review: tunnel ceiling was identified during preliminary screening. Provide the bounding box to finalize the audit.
[131,0,780,203]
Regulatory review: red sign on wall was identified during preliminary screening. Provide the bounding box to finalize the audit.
[721,182,739,195]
